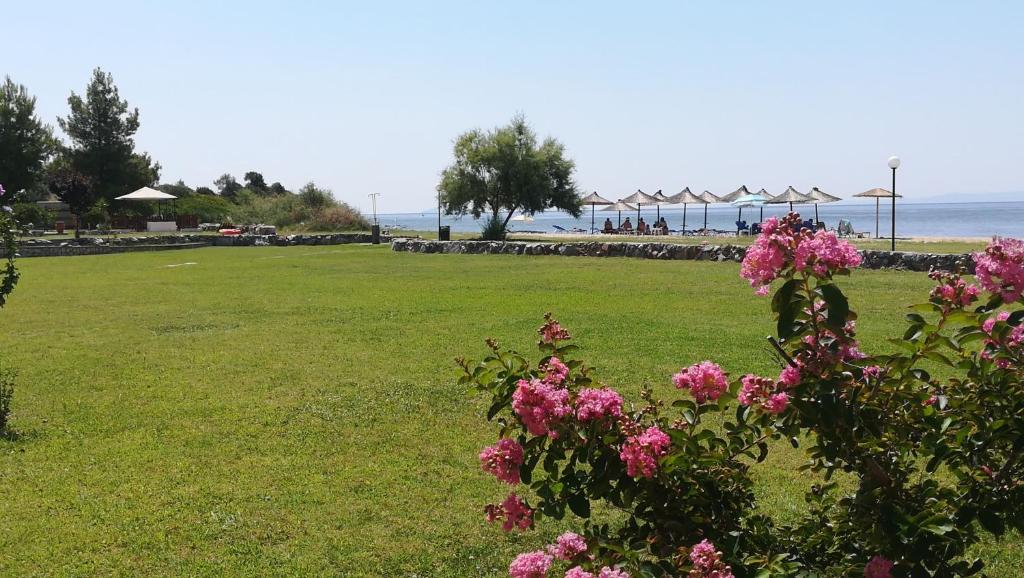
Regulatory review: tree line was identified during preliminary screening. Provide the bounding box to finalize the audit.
[0,69,366,235]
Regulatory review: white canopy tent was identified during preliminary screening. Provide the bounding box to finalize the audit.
[115,187,178,231]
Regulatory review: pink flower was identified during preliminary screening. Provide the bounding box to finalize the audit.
[862,365,884,380]
[543,357,570,385]
[513,378,572,437]
[597,568,630,578]
[565,569,594,578]
[689,540,719,570]
[619,426,671,478]
[480,438,525,484]
[740,217,794,292]
[540,315,572,343]
[975,238,1024,303]
[864,555,894,578]
[924,395,938,406]
[673,361,729,403]
[575,387,623,422]
[486,493,534,532]
[547,531,587,560]
[687,540,734,578]
[762,392,790,414]
[509,550,553,578]
[983,311,1010,333]
[929,270,981,309]
[794,230,862,278]
[778,365,801,387]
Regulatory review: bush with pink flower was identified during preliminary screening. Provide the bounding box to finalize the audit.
[460,216,1024,577]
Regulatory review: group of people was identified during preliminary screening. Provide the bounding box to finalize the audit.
[602,216,669,235]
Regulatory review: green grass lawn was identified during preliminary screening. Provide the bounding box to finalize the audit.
[0,246,1019,576]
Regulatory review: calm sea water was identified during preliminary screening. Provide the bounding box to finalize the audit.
[380,201,1024,238]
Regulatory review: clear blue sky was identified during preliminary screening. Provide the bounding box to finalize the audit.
[6,1,1022,213]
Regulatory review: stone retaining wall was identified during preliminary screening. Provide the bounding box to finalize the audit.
[391,238,976,273]
[13,232,387,258]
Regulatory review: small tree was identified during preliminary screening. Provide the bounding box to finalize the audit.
[244,171,268,194]
[438,115,581,240]
[47,168,94,238]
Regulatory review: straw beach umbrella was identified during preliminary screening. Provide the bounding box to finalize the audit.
[854,188,901,238]
[698,190,722,231]
[601,201,637,227]
[766,186,812,212]
[754,188,774,221]
[719,185,752,203]
[806,186,842,224]
[667,187,706,232]
[620,189,658,225]
[650,190,671,222]
[579,191,613,233]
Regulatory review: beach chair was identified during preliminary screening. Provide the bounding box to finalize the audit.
[750,223,762,235]
[736,220,750,235]
[837,219,869,238]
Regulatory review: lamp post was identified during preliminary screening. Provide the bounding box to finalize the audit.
[888,156,900,251]
[368,193,381,244]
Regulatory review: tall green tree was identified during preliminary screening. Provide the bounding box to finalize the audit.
[438,115,580,239]
[0,77,57,196]
[46,167,95,239]
[244,171,268,194]
[214,173,242,199]
[58,68,160,201]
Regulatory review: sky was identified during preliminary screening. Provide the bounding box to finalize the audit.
[4,1,1023,213]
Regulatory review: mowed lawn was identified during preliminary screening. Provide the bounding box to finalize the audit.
[0,246,1019,576]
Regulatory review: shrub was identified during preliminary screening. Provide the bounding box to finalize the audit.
[304,204,370,232]
[461,213,1024,578]
[172,194,233,222]
[481,214,507,240]
[11,202,54,228]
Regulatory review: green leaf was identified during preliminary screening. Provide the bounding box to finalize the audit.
[567,493,591,518]
[818,283,850,332]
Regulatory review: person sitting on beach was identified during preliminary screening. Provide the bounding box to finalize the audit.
[622,217,633,232]
[657,217,668,234]
[603,218,614,233]
[637,218,646,234]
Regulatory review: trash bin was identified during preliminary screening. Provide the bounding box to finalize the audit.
[55,221,65,234]
[371,224,381,244]
[439,225,450,241]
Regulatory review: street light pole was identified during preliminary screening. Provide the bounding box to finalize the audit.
[888,156,900,251]
[368,193,381,244]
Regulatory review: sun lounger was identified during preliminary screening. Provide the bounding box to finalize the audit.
[837,220,869,238]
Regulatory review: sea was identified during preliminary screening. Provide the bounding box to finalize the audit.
[378,201,1024,239]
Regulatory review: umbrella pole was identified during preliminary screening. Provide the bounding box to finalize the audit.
[875,198,880,238]
[591,203,595,233]
[656,204,660,221]
[703,203,708,230]
[617,211,622,228]
[760,206,763,221]
[682,204,687,232]
[815,203,819,223]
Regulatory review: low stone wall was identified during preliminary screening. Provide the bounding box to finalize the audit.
[16,242,209,258]
[390,238,976,273]
[13,232,388,258]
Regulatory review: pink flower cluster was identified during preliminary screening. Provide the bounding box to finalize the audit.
[740,213,861,295]
[778,365,801,387]
[565,567,630,578]
[673,361,729,403]
[513,378,572,437]
[793,230,862,278]
[738,374,789,414]
[864,555,894,578]
[543,357,570,385]
[619,426,671,478]
[975,237,1024,303]
[687,540,735,578]
[547,531,587,560]
[509,551,552,578]
[928,270,980,309]
[980,311,1024,368]
[540,314,572,343]
[480,438,525,484]
[575,387,623,422]
[486,493,533,532]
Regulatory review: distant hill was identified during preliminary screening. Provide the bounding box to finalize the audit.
[908,191,1023,204]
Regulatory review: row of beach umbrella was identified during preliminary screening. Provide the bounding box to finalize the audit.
[581,185,899,236]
